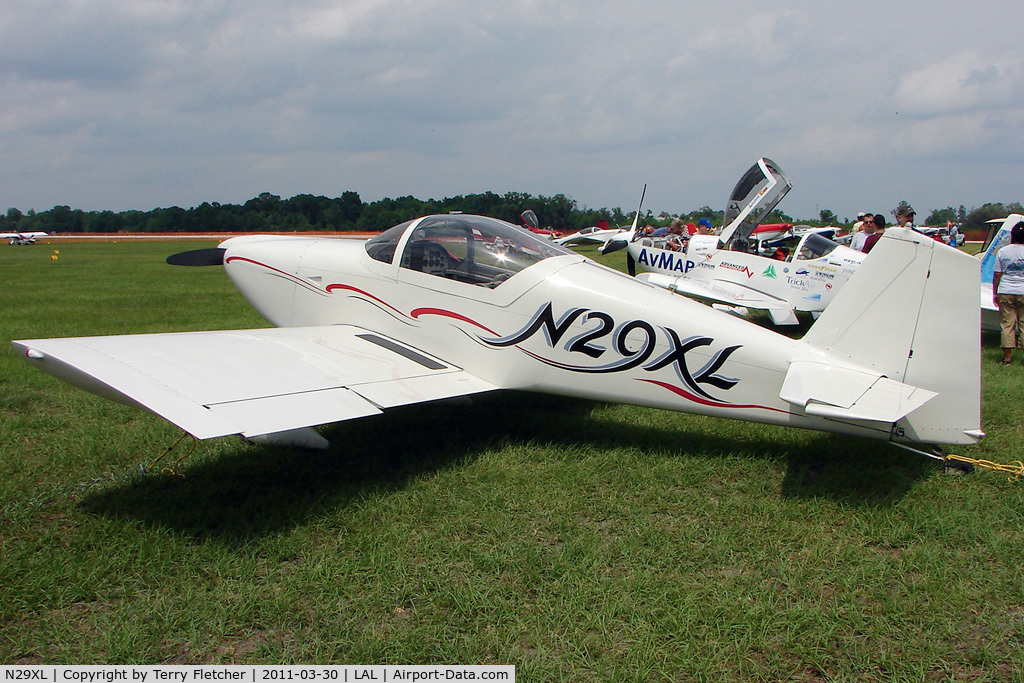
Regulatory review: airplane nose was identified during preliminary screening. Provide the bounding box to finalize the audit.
[222,238,315,327]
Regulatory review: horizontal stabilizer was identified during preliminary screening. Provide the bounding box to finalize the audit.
[14,325,496,440]
[780,361,936,423]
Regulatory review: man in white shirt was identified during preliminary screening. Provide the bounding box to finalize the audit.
[993,222,1024,364]
[850,214,877,251]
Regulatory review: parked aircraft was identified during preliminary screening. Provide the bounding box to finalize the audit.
[555,221,628,247]
[519,210,559,238]
[556,186,648,250]
[978,214,1024,332]
[2,231,47,245]
[622,158,867,325]
[15,213,982,459]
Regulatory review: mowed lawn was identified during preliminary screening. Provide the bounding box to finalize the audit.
[2,240,1023,680]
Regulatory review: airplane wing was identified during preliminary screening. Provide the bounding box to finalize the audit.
[636,272,799,325]
[13,326,496,441]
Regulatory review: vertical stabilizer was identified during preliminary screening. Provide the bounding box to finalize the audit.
[803,228,982,445]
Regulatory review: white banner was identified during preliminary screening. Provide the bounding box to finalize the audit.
[0,667,514,683]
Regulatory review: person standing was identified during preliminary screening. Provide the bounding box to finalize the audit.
[861,214,886,253]
[894,203,916,229]
[993,222,1024,365]
[851,211,870,236]
[851,214,873,251]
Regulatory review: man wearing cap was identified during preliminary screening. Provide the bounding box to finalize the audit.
[852,211,870,233]
[896,205,916,229]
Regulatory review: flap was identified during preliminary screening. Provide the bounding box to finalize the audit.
[15,326,496,439]
[780,360,936,423]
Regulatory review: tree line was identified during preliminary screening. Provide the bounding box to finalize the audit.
[2,190,1021,235]
[0,191,627,235]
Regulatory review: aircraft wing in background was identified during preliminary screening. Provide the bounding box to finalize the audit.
[636,271,800,325]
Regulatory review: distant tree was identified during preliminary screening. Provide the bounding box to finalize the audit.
[892,200,914,222]
[244,192,282,214]
[286,194,331,229]
[819,209,837,224]
[925,207,958,226]
[964,203,1012,232]
[45,205,84,233]
[148,206,187,232]
[83,210,123,233]
[334,191,363,227]
[691,206,718,221]
[538,194,577,232]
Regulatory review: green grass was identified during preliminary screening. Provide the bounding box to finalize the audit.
[2,241,1024,680]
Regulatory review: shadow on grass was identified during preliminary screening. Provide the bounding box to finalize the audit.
[81,391,933,543]
[779,440,936,506]
[80,392,584,544]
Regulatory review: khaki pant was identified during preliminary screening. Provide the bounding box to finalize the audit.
[997,293,1024,348]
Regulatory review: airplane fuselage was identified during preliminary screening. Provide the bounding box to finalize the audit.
[628,234,865,313]
[222,235,913,444]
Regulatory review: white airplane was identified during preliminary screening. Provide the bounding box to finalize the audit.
[978,214,1024,332]
[2,230,48,245]
[616,159,868,326]
[14,213,982,460]
[554,221,627,247]
[555,196,645,248]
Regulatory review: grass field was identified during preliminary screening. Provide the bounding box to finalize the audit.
[2,240,1023,680]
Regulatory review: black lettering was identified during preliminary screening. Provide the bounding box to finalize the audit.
[610,319,657,371]
[644,330,719,400]
[693,345,741,390]
[485,303,586,348]
[568,311,613,358]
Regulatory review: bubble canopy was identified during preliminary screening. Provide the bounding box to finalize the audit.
[365,214,575,288]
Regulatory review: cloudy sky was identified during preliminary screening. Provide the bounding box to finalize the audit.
[2,0,1022,222]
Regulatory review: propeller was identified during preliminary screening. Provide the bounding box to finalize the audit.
[166,248,226,266]
[601,239,628,255]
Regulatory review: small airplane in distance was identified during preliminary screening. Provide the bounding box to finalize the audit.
[750,222,794,243]
[978,213,1024,332]
[554,220,624,247]
[2,230,48,245]
[555,198,648,248]
[609,158,868,326]
[15,211,982,462]
[519,210,560,239]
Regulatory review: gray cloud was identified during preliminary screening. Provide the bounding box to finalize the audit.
[2,0,1023,220]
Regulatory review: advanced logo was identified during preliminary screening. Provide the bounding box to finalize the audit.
[720,262,755,278]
